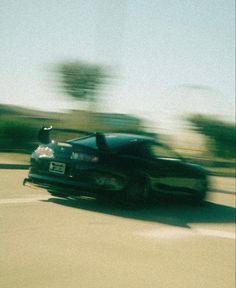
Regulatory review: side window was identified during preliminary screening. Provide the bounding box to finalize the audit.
[120,144,138,157]
[149,144,178,159]
[120,143,151,158]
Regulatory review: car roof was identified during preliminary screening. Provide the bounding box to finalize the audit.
[69,133,156,150]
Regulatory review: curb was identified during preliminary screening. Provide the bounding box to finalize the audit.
[0,164,30,170]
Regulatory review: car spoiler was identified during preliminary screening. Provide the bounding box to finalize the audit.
[38,126,53,144]
[38,126,93,144]
[37,126,110,151]
[95,132,109,151]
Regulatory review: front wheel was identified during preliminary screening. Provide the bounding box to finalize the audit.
[191,178,208,204]
[192,189,207,203]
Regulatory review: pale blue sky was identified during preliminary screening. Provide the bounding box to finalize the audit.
[1,0,235,131]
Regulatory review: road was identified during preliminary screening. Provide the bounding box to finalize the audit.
[0,170,235,288]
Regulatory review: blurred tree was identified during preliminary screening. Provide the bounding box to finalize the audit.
[0,119,37,151]
[56,61,108,109]
[187,114,236,159]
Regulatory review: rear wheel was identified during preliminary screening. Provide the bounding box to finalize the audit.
[124,176,150,206]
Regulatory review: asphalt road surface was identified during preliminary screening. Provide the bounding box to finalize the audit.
[0,170,235,288]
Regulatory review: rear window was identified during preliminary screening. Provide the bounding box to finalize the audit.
[70,136,97,149]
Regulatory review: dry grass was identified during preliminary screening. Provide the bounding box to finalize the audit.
[0,153,30,164]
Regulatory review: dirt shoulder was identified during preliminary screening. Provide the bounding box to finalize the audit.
[0,153,30,165]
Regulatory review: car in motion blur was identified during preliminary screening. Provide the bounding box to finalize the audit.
[23,128,208,204]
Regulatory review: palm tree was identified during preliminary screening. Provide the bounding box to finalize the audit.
[56,61,108,110]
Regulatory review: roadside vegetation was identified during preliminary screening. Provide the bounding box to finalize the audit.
[0,118,38,152]
[187,114,235,159]
[0,60,235,176]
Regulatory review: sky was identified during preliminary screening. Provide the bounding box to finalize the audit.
[1,0,235,132]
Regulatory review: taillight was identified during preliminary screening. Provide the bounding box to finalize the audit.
[34,146,54,159]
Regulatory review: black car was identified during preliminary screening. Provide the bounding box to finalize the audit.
[23,128,208,204]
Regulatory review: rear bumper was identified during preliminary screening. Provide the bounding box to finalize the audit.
[23,173,124,197]
[23,176,94,196]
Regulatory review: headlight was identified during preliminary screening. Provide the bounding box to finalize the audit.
[34,146,54,158]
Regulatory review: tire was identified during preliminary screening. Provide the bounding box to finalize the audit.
[192,189,206,204]
[191,178,208,204]
[48,190,68,198]
[124,175,150,206]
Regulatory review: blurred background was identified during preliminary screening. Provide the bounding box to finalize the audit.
[0,0,235,175]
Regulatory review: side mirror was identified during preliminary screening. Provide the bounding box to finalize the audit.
[38,126,52,144]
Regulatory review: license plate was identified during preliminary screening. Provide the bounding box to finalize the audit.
[49,162,66,174]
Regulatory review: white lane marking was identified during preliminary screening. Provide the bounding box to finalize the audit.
[0,196,50,204]
[136,227,235,240]
[136,228,195,240]
[195,228,236,240]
